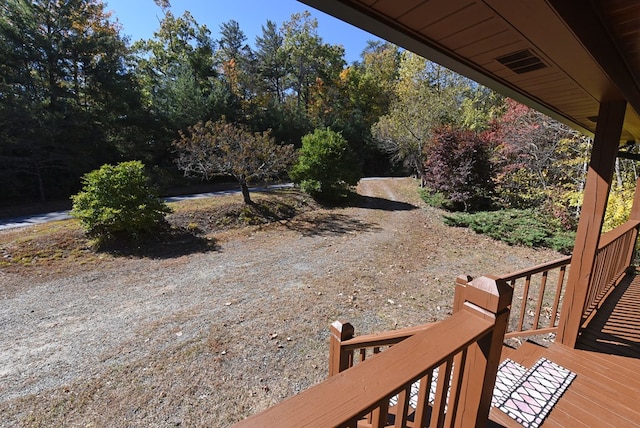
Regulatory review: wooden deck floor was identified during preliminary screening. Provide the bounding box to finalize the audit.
[490,273,640,427]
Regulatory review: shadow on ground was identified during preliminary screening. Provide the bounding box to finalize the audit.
[98,228,219,259]
[348,194,418,211]
[285,212,381,237]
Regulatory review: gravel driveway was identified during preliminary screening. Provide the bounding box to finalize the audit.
[0,178,561,426]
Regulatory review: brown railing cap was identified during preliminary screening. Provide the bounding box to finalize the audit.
[330,320,355,340]
[462,275,513,313]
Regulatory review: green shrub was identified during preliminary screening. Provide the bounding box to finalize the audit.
[71,161,172,243]
[443,209,575,254]
[545,230,576,254]
[290,128,361,201]
[419,187,451,210]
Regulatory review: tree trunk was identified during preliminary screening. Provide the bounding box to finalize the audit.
[35,161,46,202]
[240,180,252,204]
[415,159,426,187]
[615,158,623,188]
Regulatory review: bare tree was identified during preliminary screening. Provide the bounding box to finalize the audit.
[174,119,295,204]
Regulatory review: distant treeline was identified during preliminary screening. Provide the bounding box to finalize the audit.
[2,0,636,231]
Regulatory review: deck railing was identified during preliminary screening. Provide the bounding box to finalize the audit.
[490,218,640,342]
[328,321,438,377]
[233,220,640,427]
[582,219,640,321]
[495,257,571,340]
[234,276,512,428]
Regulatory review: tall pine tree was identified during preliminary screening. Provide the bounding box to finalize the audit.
[0,0,137,203]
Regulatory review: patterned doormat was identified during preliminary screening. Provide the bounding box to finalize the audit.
[389,357,575,428]
[492,358,528,407]
[493,358,576,428]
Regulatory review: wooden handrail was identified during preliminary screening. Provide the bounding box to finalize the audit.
[235,276,512,427]
[496,218,640,342]
[598,219,640,248]
[338,322,438,351]
[234,311,493,428]
[497,256,571,283]
[490,257,571,340]
[329,321,439,377]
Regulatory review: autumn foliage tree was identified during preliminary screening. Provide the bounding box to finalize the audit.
[372,52,489,184]
[424,127,496,211]
[492,98,581,209]
[173,120,295,204]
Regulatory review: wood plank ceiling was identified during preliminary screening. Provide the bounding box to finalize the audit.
[300,0,640,144]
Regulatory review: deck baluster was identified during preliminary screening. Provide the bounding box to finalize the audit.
[234,275,512,427]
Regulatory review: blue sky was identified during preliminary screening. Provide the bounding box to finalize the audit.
[105,0,381,64]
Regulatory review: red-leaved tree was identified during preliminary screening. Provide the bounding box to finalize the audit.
[491,98,580,209]
[424,126,496,211]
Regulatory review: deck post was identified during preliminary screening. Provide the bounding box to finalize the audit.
[629,178,640,263]
[453,275,474,312]
[452,275,512,428]
[557,100,627,347]
[329,320,354,377]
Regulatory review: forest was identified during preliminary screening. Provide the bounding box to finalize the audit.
[1,0,637,238]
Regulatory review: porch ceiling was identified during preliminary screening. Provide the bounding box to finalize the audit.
[300,0,640,144]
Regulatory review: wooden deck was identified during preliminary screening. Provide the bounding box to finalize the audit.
[491,273,640,427]
[236,269,640,427]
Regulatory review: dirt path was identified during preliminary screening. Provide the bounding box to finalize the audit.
[0,178,561,427]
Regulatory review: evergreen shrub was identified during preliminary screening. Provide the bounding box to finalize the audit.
[290,128,361,201]
[71,161,171,244]
[443,209,574,254]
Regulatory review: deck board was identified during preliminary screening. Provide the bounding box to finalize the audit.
[491,273,640,427]
[499,340,546,366]
[548,355,640,414]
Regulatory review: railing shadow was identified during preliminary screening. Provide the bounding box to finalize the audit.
[577,271,640,358]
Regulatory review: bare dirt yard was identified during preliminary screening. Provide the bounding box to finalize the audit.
[0,178,561,427]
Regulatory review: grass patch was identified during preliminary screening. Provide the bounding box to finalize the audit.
[0,189,318,275]
[443,209,575,254]
[0,220,96,270]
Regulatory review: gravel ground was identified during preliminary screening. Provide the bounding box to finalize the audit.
[0,178,561,427]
